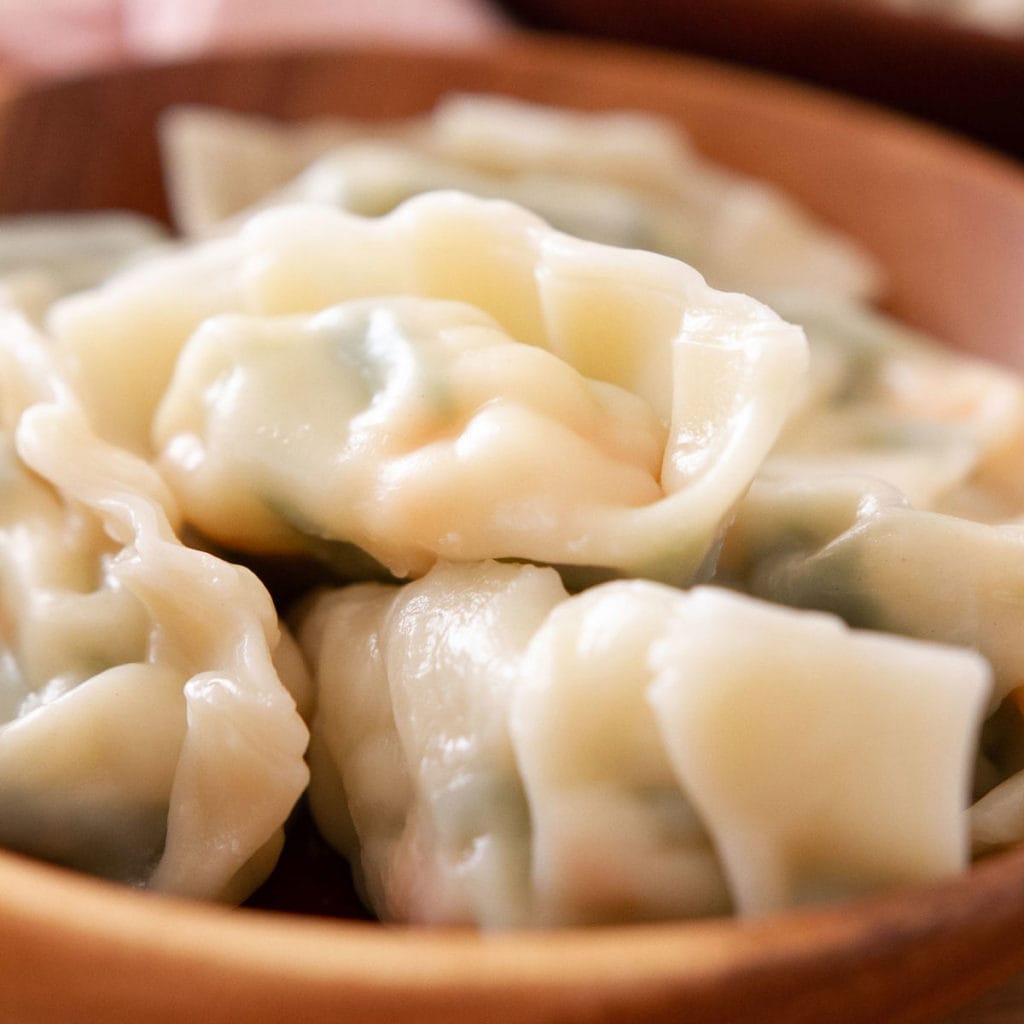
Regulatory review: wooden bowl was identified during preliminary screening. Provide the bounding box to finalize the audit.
[2,36,1024,1024]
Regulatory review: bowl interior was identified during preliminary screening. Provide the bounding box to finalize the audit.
[2,37,1024,1024]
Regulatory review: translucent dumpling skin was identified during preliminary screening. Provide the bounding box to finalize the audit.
[295,561,990,927]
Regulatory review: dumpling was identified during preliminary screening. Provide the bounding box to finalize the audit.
[60,191,806,585]
[719,474,1024,706]
[295,560,989,926]
[0,311,309,900]
[764,295,1024,514]
[647,587,989,914]
[159,95,881,301]
[158,104,382,236]
[296,561,566,927]
[714,292,1024,701]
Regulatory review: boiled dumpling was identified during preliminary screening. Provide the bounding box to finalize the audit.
[765,295,1024,513]
[0,312,309,900]
[647,587,989,914]
[159,104,381,237]
[52,192,808,470]
[296,561,565,926]
[715,293,1024,711]
[718,473,1024,707]
[63,191,806,585]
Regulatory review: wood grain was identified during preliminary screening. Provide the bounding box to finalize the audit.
[0,37,1023,1024]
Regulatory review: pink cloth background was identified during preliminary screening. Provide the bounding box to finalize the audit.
[0,0,507,79]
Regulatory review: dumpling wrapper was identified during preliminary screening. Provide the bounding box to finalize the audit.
[296,560,989,927]
[718,473,1024,708]
[0,313,309,900]
[765,295,1024,515]
[158,104,381,237]
[509,578,731,925]
[647,587,990,915]
[135,193,806,585]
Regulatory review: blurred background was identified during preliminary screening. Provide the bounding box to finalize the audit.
[0,0,507,75]
[0,0,1020,158]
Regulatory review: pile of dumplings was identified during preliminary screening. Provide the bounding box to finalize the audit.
[2,95,1022,927]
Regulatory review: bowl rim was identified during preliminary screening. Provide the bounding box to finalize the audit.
[5,842,1024,1013]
